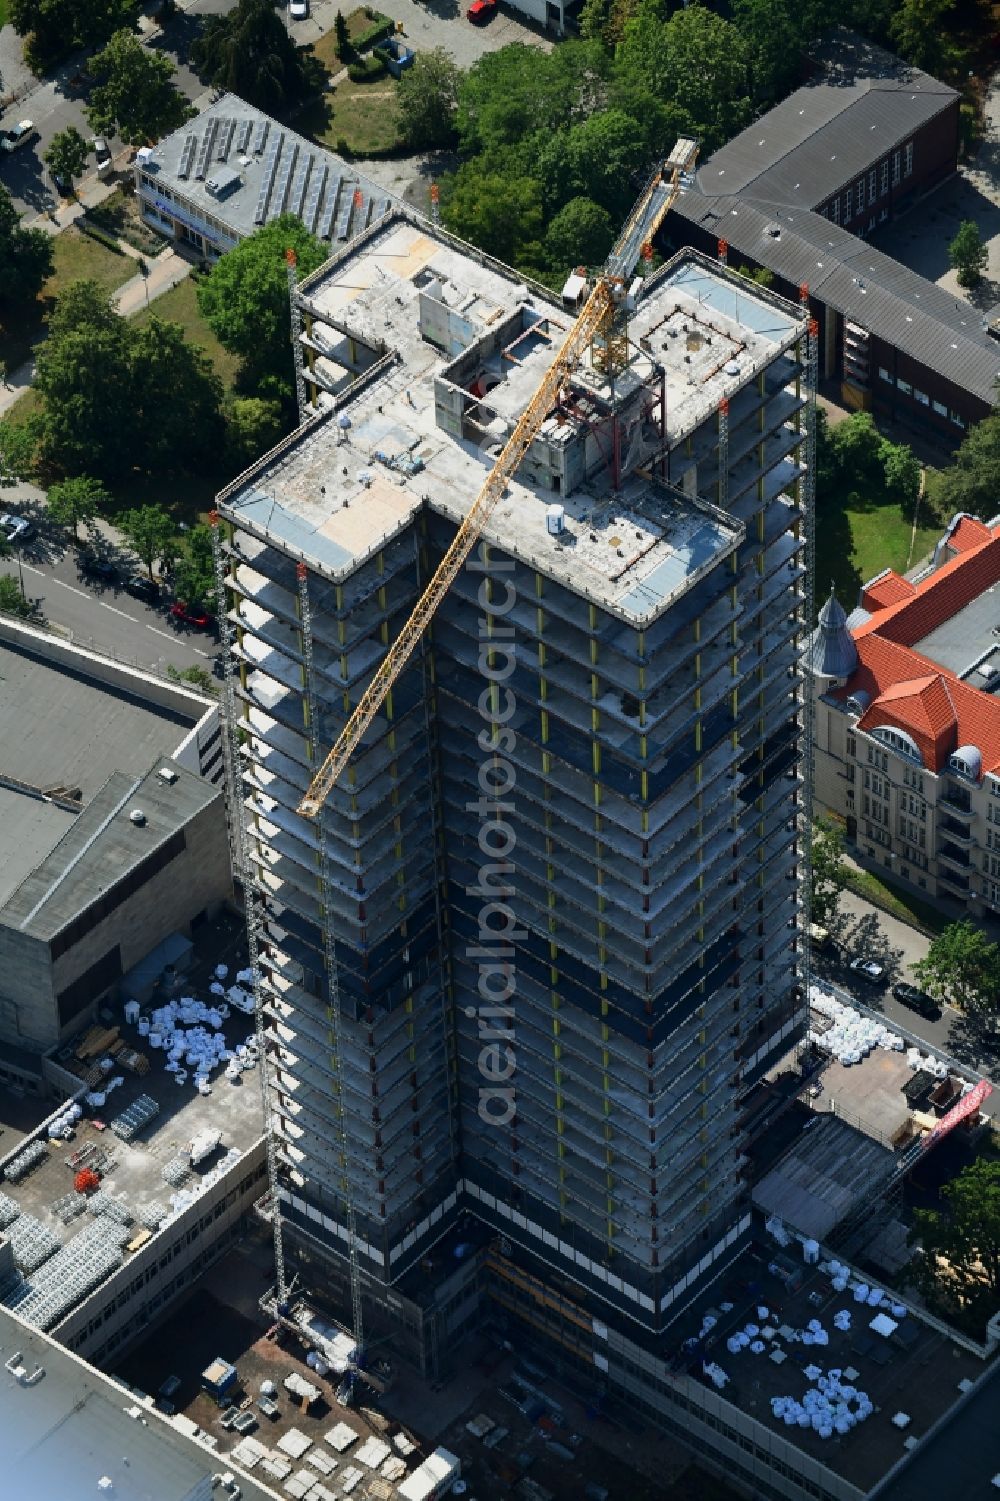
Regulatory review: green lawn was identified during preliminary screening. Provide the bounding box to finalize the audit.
[298,75,403,156]
[0,0,8,26]
[312,6,390,70]
[0,227,133,371]
[815,485,941,607]
[132,275,240,392]
[843,866,950,937]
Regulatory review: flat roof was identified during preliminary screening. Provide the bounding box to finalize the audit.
[0,786,77,910]
[0,640,198,801]
[914,586,1000,677]
[221,217,804,625]
[0,1303,282,1501]
[0,994,264,1331]
[670,1241,988,1494]
[138,92,394,249]
[752,1114,895,1241]
[2,761,220,940]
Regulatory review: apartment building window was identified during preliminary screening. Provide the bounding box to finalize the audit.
[986,882,1000,909]
[881,160,889,195]
[831,197,841,225]
[914,389,930,406]
[845,186,853,220]
[950,410,966,427]
[903,766,924,793]
[897,377,913,396]
[932,399,948,417]
[878,367,892,383]
[847,735,857,757]
[857,178,866,211]
[985,854,1000,879]
[891,150,901,185]
[904,141,913,176]
[869,169,877,202]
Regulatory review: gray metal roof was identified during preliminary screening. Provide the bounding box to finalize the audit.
[808,586,859,678]
[695,32,956,209]
[673,188,1000,406]
[140,92,395,249]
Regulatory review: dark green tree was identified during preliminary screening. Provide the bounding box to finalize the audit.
[192,0,325,115]
[118,504,177,579]
[907,1159,1000,1333]
[545,196,615,273]
[334,9,351,59]
[87,30,192,145]
[44,127,90,190]
[948,220,988,290]
[914,920,1000,1019]
[34,281,135,478]
[225,396,286,470]
[565,109,648,221]
[196,216,328,393]
[878,437,922,515]
[0,574,33,618]
[931,412,1000,521]
[130,318,224,472]
[0,184,53,310]
[172,523,216,609]
[0,419,39,486]
[810,816,849,929]
[440,164,544,269]
[47,475,110,539]
[456,42,609,157]
[890,0,965,75]
[614,3,751,154]
[397,48,461,150]
[9,0,138,70]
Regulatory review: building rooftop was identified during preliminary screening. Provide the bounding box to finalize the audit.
[2,761,220,942]
[0,786,78,911]
[139,92,394,251]
[0,639,198,802]
[221,216,805,625]
[693,31,957,209]
[0,1302,282,1501]
[668,1241,988,1495]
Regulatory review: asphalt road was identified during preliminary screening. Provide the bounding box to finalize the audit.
[1,506,220,675]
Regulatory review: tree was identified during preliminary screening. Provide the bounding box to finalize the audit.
[0,574,33,618]
[397,48,461,150]
[948,220,988,290]
[118,504,177,579]
[9,0,138,70]
[191,0,325,115]
[0,419,38,487]
[130,318,224,471]
[34,280,135,478]
[334,9,351,59]
[735,263,775,288]
[932,412,1000,521]
[87,30,192,146]
[172,523,215,609]
[226,396,285,470]
[440,164,544,270]
[0,184,53,310]
[890,0,964,76]
[907,1159,1000,1333]
[545,196,614,272]
[565,109,648,221]
[196,216,328,392]
[914,920,1000,1018]
[614,3,751,154]
[878,437,922,515]
[456,42,609,157]
[47,475,109,539]
[811,817,849,929]
[44,127,90,190]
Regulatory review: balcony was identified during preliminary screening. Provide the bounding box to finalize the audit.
[939,790,974,818]
[937,817,974,846]
[937,866,971,895]
[937,843,972,873]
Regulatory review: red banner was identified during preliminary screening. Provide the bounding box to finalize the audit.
[920,1077,992,1150]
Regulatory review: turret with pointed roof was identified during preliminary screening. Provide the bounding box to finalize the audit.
[808,585,859,681]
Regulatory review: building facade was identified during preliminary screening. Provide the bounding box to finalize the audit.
[214,208,813,1352]
[811,514,1000,917]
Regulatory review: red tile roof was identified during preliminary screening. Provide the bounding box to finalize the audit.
[861,571,915,611]
[948,515,993,553]
[837,522,1000,774]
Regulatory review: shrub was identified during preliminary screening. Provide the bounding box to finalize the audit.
[79,221,125,254]
[347,52,387,82]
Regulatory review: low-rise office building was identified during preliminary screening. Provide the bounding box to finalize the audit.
[810,513,1000,916]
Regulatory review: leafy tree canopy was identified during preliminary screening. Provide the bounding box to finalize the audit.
[196,216,328,390]
[9,0,138,68]
[44,127,90,186]
[192,0,325,115]
[890,0,965,75]
[172,523,216,610]
[87,30,192,145]
[932,411,1000,522]
[441,164,545,270]
[0,574,34,618]
[811,817,849,929]
[397,47,461,150]
[456,42,609,157]
[545,196,615,274]
[118,504,178,578]
[914,920,1000,1018]
[0,419,39,487]
[908,1158,1000,1334]
[225,396,286,471]
[47,475,110,538]
[948,219,988,290]
[0,184,53,310]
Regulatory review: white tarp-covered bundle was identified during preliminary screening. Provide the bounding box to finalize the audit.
[808,988,904,1064]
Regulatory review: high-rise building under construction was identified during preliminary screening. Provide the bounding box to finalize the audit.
[213,208,814,1372]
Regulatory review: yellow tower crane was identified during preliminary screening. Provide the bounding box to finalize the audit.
[297,137,699,820]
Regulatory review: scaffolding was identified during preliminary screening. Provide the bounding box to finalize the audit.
[799,289,819,1026]
[211,511,288,1300]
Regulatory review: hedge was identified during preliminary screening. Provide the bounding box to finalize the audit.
[347,52,388,82]
[352,8,394,50]
[78,221,125,255]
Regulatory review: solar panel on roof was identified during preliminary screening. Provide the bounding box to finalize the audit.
[350,192,368,237]
[290,154,312,220]
[194,119,218,180]
[304,162,328,235]
[217,119,236,161]
[372,196,389,223]
[254,133,283,224]
[237,119,253,155]
[272,140,298,216]
[334,187,354,240]
[252,118,269,154]
[177,134,196,180]
[317,175,340,240]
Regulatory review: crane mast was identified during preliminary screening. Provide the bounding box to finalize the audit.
[297,135,698,813]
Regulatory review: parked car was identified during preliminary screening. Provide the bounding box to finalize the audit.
[170,600,214,629]
[891,982,940,1019]
[0,513,34,543]
[848,956,886,986]
[80,551,118,582]
[51,168,72,195]
[467,0,497,19]
[125,574,160,603]
[92,136,113,178]
[289,0,309,16]
[1,120,36,152]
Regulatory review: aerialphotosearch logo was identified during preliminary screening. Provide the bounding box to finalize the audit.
[465,544,519,1127]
